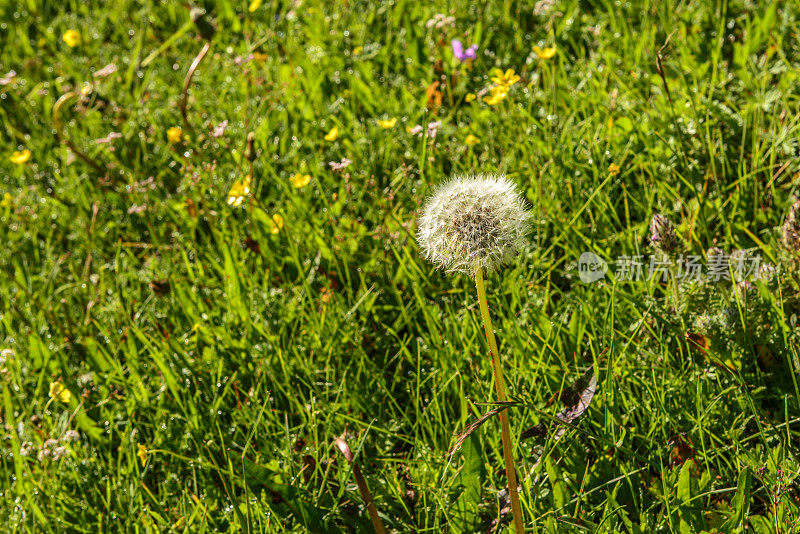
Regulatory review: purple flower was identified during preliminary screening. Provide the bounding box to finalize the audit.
[451,40,478,62]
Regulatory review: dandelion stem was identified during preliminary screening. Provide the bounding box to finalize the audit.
[475,267,525,533]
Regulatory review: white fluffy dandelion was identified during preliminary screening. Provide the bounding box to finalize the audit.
[417,174,530,274]
[417,172,530,531]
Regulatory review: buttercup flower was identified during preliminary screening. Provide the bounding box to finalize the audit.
[10,149,31,164]
[417,174,530,274]
[137,444,148,467]
[533,46,557,59]
[465,134,480,146]
[62,30,81,48]
[324,127,339,142]
[483,85,507,105]
[649,213,679,253]
[465,93,476,102]
[248,0,263,12]
[270,214,284,234]
[608,163,620,176]
[227,175,252,207]
[452,40,478,62]
[49,380,71,403]
[167,126,183,145]
[290,173,311,188]
[491,68,520,89]
[377,118,397,129]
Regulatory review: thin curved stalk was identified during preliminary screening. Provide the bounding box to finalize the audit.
[180,41,212,131]
[475,267,525,533]
[52,92,106,176]
[333,438,387,534]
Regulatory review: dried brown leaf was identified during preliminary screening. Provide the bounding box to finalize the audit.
[520,366,598,442]
[445,404,510,458]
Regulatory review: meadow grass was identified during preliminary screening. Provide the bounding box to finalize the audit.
[2,0,800,532]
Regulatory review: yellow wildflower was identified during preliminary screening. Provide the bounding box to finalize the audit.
[324,127,339,142]
[352,46,363,56]
[10,149,31,165]
[483,85,507,106]
[377,118,397,129]
[465,134,480,146]
[137,444,148,467]
[62,30,81,48]
[270,214,284,234]
[248,0,263,12]
[1,192,13,208]
[533,46,557,60]
[491,68,520,89]
[227,175,252,207]
[48,380,71,403]
[167,126,183,145]
[465,93,476,102]
[290,173,311,188]
[608,163,620,176]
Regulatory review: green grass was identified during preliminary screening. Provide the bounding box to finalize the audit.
[2,0,800,532]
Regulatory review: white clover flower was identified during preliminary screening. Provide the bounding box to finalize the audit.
[63,430,80,442]
[417,174,530,274]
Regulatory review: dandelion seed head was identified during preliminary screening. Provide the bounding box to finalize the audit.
[417,174,530,274]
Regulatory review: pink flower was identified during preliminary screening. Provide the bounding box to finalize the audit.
[95,132,122,144]
[0,71,16,86]
[328,158,352,171]
[92,63,118,78]
[127,204,147,214]
[407,125,423,137]
[426,121,441,139]
[212,120,229,138]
